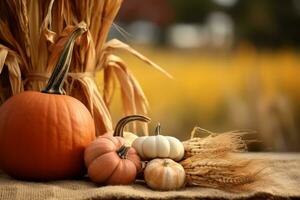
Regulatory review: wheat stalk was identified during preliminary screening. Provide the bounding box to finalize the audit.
[180,127,265,191]
[182,127,255,158]
[181,153,266,192]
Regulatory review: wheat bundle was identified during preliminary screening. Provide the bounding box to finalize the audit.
[182,127,254,158]
[181,153,265,192]
[181,127,266,191]
[0,0,170,135]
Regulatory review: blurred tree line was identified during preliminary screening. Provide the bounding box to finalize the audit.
[118,0,300,48]
[171,0,300,48]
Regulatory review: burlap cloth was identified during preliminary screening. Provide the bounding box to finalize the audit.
[0,153,299,200]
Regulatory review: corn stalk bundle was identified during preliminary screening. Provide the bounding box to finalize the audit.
[181,127,265,191]
[0,0,170,135]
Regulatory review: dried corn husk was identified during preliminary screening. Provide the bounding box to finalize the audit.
[0,0,170,135]
[102,39,171,133]
[182,127,254,158]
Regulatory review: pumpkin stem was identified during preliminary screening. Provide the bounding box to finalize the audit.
[113,115,151,137]
[163,159,169,166]
[42,23,87,94]
[155,123,161,135]
[116,145,130,159]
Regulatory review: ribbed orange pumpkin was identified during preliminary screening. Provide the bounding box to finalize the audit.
[0,25,95,180]
[84,115,149,185]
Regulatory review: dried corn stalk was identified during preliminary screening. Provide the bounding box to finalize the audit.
[0,0,170,135]
[182,127,254,158]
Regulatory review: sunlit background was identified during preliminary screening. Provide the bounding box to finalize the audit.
[104,0,300,152]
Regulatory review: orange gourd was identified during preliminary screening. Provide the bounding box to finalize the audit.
[0,25,95,180]
[84,115,150,185]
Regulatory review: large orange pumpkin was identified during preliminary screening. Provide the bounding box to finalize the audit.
[0,24,95,180]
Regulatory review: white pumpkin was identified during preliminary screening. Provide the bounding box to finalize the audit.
[122,131,138,146]
[144,158,186,190]
[132,124,184,161]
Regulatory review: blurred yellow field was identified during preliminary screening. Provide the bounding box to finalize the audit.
[97,46,300,150]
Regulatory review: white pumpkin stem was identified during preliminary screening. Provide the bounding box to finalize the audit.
[114,115,151,137]
[155,123,161,136]
[163,159,169,166]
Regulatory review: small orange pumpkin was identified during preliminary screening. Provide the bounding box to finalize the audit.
[0,24,95,180]
[84,115,150,185]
